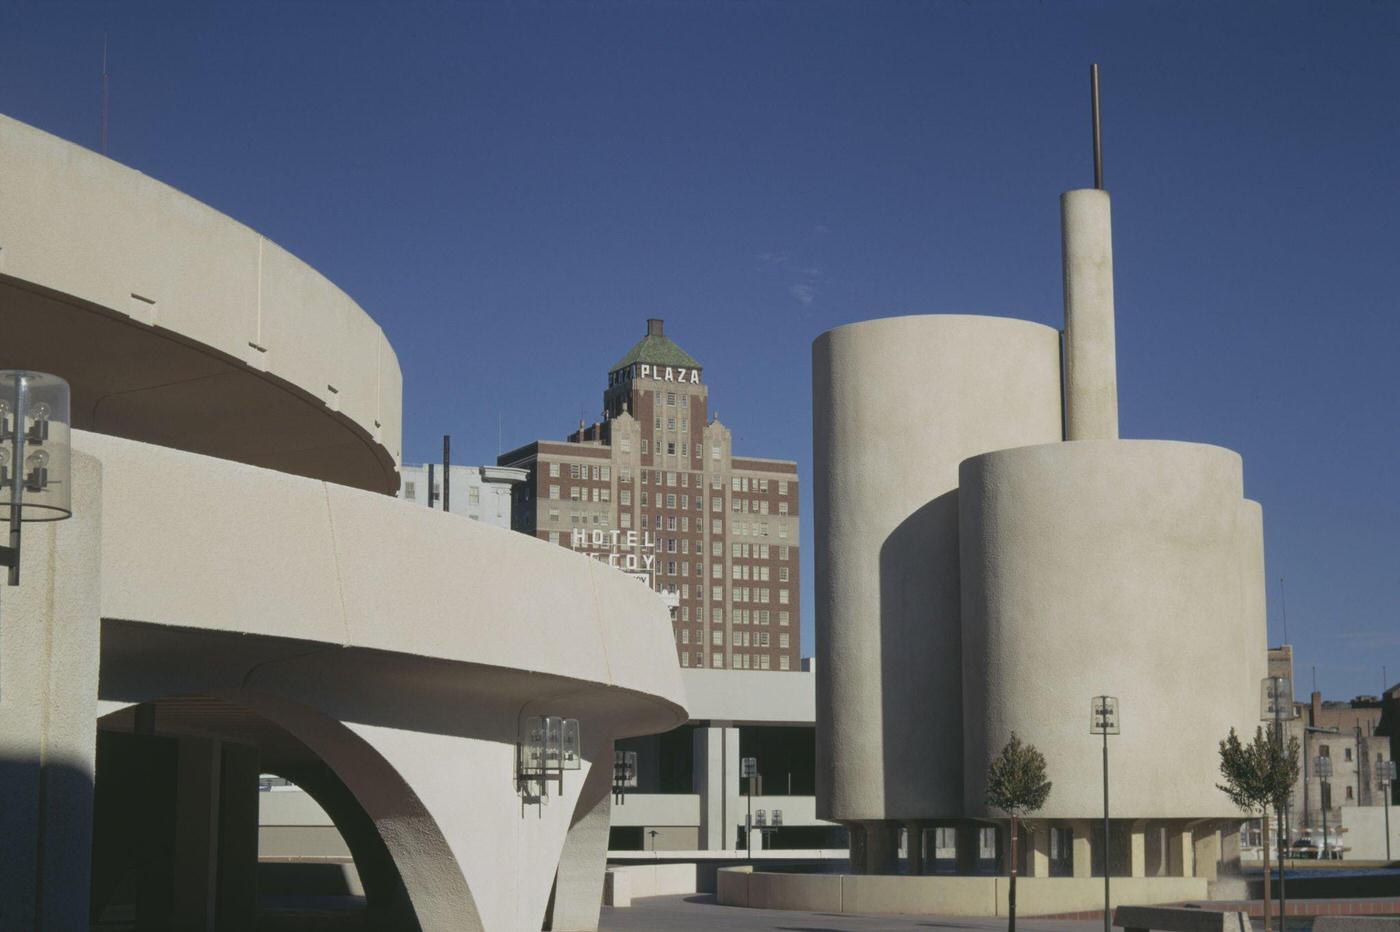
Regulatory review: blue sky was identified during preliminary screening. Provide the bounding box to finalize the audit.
[2,1,1396,700]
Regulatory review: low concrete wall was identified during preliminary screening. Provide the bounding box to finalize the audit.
[607,863,700,899]
[715,869,1211,917]
[1315,920,1400,932]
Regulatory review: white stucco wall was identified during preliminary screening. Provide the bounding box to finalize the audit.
[812,314,1062,822]
[958,440,1264,819]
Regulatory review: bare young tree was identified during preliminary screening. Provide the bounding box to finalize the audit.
[987,733,1053,932]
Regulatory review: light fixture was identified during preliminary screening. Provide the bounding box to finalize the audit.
[517,715,582,805]
[0,371,73,585]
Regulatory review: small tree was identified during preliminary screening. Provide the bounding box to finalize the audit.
[1217,726,1300,932]
[987,733,1053,932]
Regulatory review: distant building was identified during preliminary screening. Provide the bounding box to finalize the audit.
[398,463,527,529]
[500,319,801,673]
[1267,645,1398,853]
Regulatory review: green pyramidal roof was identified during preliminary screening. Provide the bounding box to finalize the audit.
[610,320,701,373]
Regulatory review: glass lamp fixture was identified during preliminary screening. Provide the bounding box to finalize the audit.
[1260,676,1296,720]
[0,371,73,585]
[1314,755,1333,779]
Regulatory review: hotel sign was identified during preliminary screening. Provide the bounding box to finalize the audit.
[569,528,679,608]
[612,363,701,386]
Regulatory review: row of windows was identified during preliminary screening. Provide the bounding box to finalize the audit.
[679,652,792,671]
[730,564,790,582]
[731,543,793,561]
[546,484,613,502]
[711,608,792,625]
[546,462,612,481]
[653,415,690,432]
[731,497,789,515]
[730,477,791,496]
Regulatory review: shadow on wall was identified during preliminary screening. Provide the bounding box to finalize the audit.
[879,490,963,819]
[0,756,95,930]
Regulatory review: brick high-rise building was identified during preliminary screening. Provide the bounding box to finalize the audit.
[500,319,800,672]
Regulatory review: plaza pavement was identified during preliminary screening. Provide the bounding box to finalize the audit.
[599,894,1107,931]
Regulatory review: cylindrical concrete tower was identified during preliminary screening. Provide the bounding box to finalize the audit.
[958,440,1263,819]
[1061,188,1119,440]
[812,315,1061,869]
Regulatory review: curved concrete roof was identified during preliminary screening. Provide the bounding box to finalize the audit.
[0,113,401,494]
[82,431,687,737]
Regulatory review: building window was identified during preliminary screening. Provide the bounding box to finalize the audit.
[1345,748,1353,762]
[712,444,721,460]
[759,655,771,670]
[712,587,723,602]
[667,392,676,406]
[779,655,790,671]
[681,653,690,667]
[548,508,560,523]
[778,502,789,515]
[779,480,788,495]
[779,567,790,582]
[601,466,611,480]
[712,607,723,623]
[570,464,582,479]
[667,417,676,430]
[712,653,723,668]
[404,480,417,499]
[779,611,790,626]
[712,630,723,646]
[1346,785,1354,800]
[621,490,632,505]
[621,512,632,528]
[712,565,722,580]
[642,440,648,454]
[779,633,790,648]
[667,442,676,455]
[548,531,560,544]
[549,484,560,500]
[666,494,677,508]
[712,519,723,534]
[779,589,790,605]
[468,486,480,505]
[655,417,662,430]
[621,438,632,453]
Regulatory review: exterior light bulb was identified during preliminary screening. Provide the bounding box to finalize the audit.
[26,449,49,470]
[29,402,51,421]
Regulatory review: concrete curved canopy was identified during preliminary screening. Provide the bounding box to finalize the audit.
[0,113,402,494]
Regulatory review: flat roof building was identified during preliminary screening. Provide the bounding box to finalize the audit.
[398,462,526,529]
[500,319,801,673]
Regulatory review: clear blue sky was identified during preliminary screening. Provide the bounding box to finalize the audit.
[3,1,1396,700]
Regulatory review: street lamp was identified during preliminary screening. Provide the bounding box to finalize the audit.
[517,716,582,805]
[1261,675,1296,926]
[1378,759,1395,862]
[0,371,73,586]
[1091,696,1119,932]
[1314,755,1333,859]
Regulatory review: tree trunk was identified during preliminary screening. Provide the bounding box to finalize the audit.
[1262,809,1272,932]
[1009,814,1018,932]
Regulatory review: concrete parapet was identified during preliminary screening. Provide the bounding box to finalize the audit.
[1314,919,1400,932]
[714,868,1210,917]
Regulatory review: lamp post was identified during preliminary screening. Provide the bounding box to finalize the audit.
[1091,696,1119,932]
[1378,760,1395,863]
[1261,675,1296,926]
[1315,755,1333,860]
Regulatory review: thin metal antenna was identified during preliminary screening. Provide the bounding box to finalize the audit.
[1090,63,1103,190]
[1279,576,1289,644]
[101,35,110,155]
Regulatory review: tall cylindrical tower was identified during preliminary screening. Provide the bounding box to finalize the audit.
[1061,188,1119,440]
[812,314,1061,869]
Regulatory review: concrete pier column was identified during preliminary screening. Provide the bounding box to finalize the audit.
[1060,188,1119,441]
[1128,821,1147,878]
[847,822,868,874]
[692,725,740,851]
[1193,825,1222,881]
[1026,824,1051,878]
[173,738,223,931]
[546,740,614,932]
[1072,821,1093,878]
[955,821,980,875]
[1169,823,1196,878]
[863,821,900,875]
[0,451,101,931]
[216,743,260,930]
[905,822,925,875]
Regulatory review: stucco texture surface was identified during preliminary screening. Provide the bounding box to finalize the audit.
[812,314,1061,821]
[958,440,1263,819]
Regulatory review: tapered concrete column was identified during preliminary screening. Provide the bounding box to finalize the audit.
[847,823,868,874]
[547,741,613,932]
[955,821,980,875]
[1061,188,1119,441]
[1072,821,1093,878]
[1169,824,1195,878]
[863,821,900,875]
[1128,821,1147,878]
[0,452,101,931]
[906,822,925,875]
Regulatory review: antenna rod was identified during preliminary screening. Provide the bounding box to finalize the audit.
[101,35,110,155]
[1090,64,1103,190]
[442,434,451,512]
